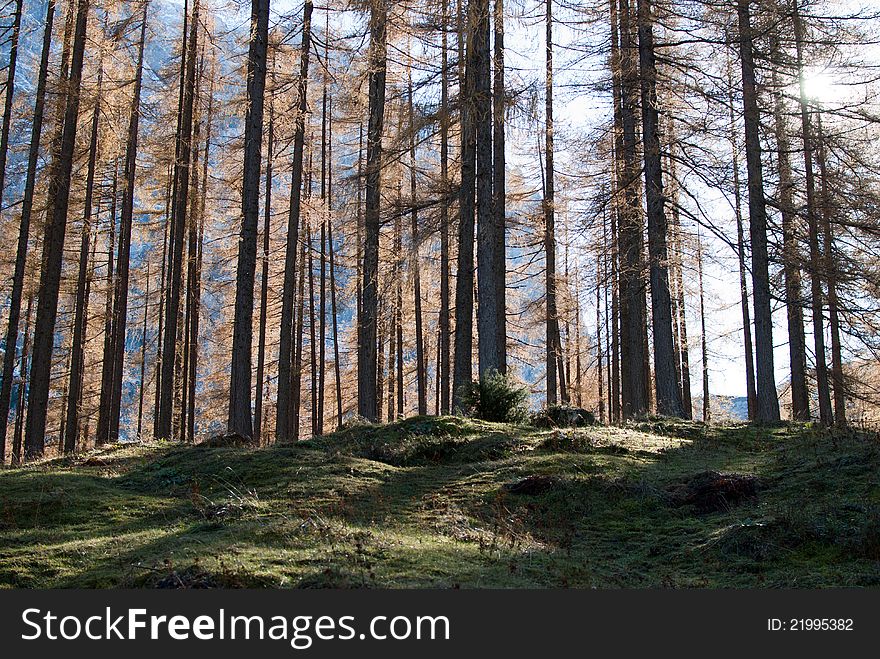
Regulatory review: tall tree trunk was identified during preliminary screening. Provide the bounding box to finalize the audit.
[106,3,149,444]
[0,0,56,459]
[596,255,605,422]
[726,53,758,420]
[11,294,33,465]
[698,231,710,422]
[97,165,119,444]
[617,0,648,418]
[308,219,318,436]
[276,0,312,439]
[544,0,567,405]
[181,58,204,443]
[770,37,810,421]
[395,204,404,419]
[229,0,270,438]
[64,56,103,454]
[24,0,91,459]
[153,169,171,436]
[0,0,23,225]
[158,0,200,440]
[317,81,328,436]
[438,1,451,414]
[636,0,684,417]
[453,0,477,412]
[255,74,274,445]
[187,78,211,444]
[358,0,387,421]
[476,0,502,377]
[669,182,693,419]
[136,264,151,440]
[793,2,832,425]
[291,215,307,440]
[815,114,845,425]
[408,63,427,415]
[736,0,780,422]
[327,99,343,429]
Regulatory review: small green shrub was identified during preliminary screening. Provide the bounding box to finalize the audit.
[457,372,529,423]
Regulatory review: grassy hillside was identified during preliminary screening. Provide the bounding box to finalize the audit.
[1,417,879,588]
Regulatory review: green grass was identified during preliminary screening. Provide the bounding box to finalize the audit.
[1,416,879,588]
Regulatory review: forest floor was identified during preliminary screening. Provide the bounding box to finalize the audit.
[1,416,879,588]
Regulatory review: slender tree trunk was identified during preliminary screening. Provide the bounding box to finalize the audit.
[0,0,56,458]
[24,0,91,459]
[229,0,270,438]
[726,53,757,420]
[153,170,171,436]
[438,2,451,414]
[793,3,832,425]
[669,183,693,419]
[291,216,307,440]
[395,205,404,419]
[158,0,200,440]
[308,219,318,436]
[359,0,387,421]
[407,63,427,415]
[698,231,710,422]
[64,56,103,454]
[11,294,33,465]
[106,4,149,444]
[596,255,605,422]
[187,81,211,444]
[137,264,151,440]
[815,114,845,425]
[0,0,23,224]
[327,100,342,429]
[636,0,684,417]
[544,0,566,405]
[736,0,780,422]
[276,0,312,439]
[770,37,810,421]
[317,84,328,436]
[97,165,119,444]
[255,77,274,444]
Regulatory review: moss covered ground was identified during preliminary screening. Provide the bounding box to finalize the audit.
[1,417,878,588]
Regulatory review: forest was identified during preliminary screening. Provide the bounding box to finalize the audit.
[0,0,880,588]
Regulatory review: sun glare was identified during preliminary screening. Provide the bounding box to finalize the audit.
[801,69,839,104]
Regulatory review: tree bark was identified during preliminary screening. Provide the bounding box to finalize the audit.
[255,73,274,444]
[158,0,200,440]
[770,38,810,421]
[438,1,451,414]
[276,0,312,439]
[64,55,103,454]
[229,0,270,439]
[358,0,387,421]
[476,0,503,377]
[815,114,845,425]
[0,0,56,459]
[636,0,684,418]
[24,0,91,459]
[408,62,427,415]
[616,0,648,418]
[736,0,780,422]
[106,3,149,444]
